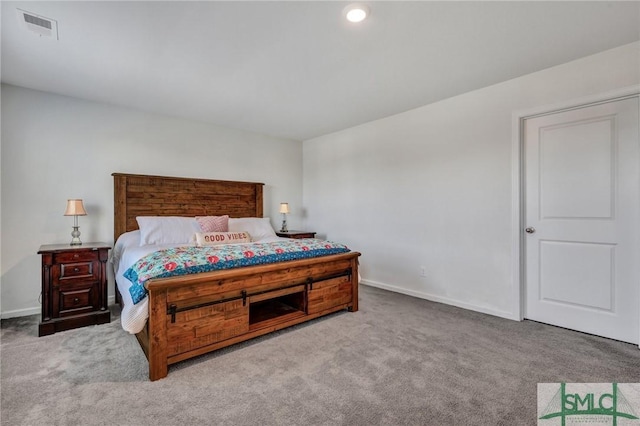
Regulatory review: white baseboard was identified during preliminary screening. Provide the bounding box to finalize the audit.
[360,279,519,321]
[1,306,40,319]
[4,284,517,323]
[1,295,117,319]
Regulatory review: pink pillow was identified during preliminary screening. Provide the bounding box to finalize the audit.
[196,215,229,232]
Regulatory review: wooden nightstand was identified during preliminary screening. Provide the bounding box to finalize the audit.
[38,243,111,336]
[276,231,316,239]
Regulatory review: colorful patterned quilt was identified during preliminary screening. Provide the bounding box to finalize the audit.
[125,239,350,304]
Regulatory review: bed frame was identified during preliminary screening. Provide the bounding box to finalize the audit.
[113,173,360,381]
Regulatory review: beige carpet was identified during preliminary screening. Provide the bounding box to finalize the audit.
[1,285,639,425]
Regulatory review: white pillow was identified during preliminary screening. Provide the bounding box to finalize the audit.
[228,217,276,242]
[195,231,251,246]
[136,216,201,246]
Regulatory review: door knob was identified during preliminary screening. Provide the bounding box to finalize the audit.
[525,227,536,234]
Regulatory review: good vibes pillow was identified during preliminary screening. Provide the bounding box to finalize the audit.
[195,231,251,246]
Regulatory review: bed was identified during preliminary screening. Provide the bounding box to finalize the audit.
[112,173,360,381]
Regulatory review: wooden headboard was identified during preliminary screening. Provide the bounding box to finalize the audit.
[113,173,264,242]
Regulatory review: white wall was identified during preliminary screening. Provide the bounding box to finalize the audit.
[1,84,303,317]
[303,42,640,320]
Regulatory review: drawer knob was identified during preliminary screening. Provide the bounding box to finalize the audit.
[73,254,79,258]
[73,298,80,304]
[74,267,80,272]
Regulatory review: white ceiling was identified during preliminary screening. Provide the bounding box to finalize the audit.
[2,1,639,141]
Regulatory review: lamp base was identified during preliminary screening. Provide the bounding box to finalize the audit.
[70,226,82,246]
[280,219,288,233]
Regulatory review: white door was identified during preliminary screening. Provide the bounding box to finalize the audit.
[524,97,639,344]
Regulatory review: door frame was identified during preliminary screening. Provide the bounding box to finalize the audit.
[510,85,640,344]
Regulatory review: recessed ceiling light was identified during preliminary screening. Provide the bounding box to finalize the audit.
[345,4,370,23]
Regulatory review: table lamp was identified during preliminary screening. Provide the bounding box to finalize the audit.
[279,203,289,232]
[64,199,87,246]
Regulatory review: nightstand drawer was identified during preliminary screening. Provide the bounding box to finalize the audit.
[54,250,98,264]
[59,262,95,280]
[59,285,96,315]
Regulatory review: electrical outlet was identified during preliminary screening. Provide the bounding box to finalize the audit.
[420,266,426,277]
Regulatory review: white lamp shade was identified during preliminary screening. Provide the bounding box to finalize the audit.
[279,203,290,214]
[64,199,87,216]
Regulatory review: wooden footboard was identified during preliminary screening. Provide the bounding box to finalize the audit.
[138,252,359,381]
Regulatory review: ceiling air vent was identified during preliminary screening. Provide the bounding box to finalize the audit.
[16,9,58,40]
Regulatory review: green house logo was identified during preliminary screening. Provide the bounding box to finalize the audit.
[539,383,639,425]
